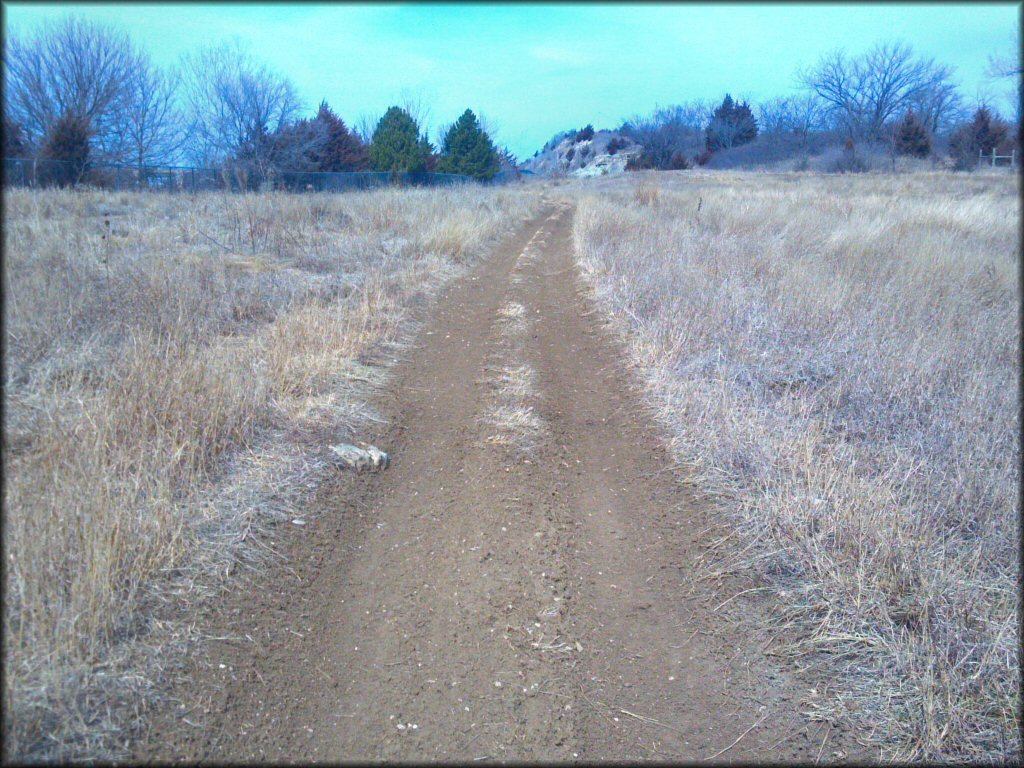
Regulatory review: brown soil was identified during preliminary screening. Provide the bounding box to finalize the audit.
[135,200,869,762]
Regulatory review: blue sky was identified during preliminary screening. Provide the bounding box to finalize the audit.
[3,3,1019,159]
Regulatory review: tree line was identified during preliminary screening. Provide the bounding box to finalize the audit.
[615,40,1019,172]
[2,17,511,185]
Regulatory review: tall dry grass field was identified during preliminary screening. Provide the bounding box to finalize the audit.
[2,184,542,761]
[573,171,1020,762]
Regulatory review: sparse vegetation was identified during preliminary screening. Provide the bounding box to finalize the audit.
[573,171,1020,763]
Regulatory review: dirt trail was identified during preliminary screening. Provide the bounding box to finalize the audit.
[138,200,866,762]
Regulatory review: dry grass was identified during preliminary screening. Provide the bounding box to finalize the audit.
[571,171,1020,763]
[2,183,542,761]
[483,295,547,455]
[633,176,660,206]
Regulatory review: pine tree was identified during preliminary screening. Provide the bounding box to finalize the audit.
[314,101,369,171]
[894,110,931,158]
[705,94,758,151]
[437,109,500,180]
[369,106,431,174]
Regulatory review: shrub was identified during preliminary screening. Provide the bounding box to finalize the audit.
[576,124,595,142]
[695,149,713,166]
[702,131,836,170]
[894,110,931,158]
[565,147,575,162]
[669,150,690,170]
[3,116,29,158]
[625,152,655,171]
[607,137,627,155]
[830,138,870,173]
[41,112,91,187]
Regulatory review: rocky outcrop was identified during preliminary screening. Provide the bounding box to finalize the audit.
[521,129,641,178]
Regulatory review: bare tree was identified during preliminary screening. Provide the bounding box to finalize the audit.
[798,41,960,141]
[353,113,380,145]
[651,100,714,131]
[758,94,825,140]
[3,15,136,158]
[398,89,433,142]
[180,40,300,171]
[986,28,1022,79]
[906,78,966,135]
[120,55,186,169]
[619,99,712,167]
[985,30,1021,125]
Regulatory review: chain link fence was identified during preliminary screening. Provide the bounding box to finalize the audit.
[1,158,517,192]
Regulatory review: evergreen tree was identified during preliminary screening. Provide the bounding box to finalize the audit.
[575,124,595,142]
[313,101,369,171]
[497,146,520,177]
[267,117,325,173]
[369,106,431,173]
[949,107,1009,170]
[893,110,931,158]
[705,94,758,151]
[437,109,500,180]
[3,116,29,157]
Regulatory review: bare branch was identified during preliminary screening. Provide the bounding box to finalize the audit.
[3,15,136,158]
[798,40,960,141]
[180,39,300,169]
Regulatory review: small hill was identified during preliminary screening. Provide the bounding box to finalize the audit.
[520,128,642,178]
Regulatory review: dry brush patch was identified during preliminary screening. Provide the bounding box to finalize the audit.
[2,184,542,761]
[572,172,1020,763]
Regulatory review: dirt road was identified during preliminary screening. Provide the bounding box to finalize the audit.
[138,200,865,762]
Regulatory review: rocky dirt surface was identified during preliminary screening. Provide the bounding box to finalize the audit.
[136,198,870,763]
